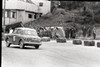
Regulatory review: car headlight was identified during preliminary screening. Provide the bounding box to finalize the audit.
[24,38,30,42]
[38,39,41,42]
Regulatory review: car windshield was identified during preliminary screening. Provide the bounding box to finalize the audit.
[23,30,38,36]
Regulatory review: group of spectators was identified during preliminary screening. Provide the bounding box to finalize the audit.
[64,26,97,39]
[37,26,97,39]
[4,26,96,40]
[37,27,65,39]
[81,26,96,39]
[65,28,77,39]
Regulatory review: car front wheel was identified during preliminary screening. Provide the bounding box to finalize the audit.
[19,40,25,49]
[6,39,11,47]
[35,45,39,49]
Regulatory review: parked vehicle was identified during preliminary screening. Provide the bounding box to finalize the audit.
[5,27,41,49]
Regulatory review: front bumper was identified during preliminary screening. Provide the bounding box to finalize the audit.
[24,42,41,46]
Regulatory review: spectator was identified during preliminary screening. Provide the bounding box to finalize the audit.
[87,27,92,37]
[93,27,96,39]
[82,26,87,37]
[65,28,70,39]
[77,29,83,37]
[39,27,44,37]
[9,28,13,34]
[55,27,60,38]
[70,28,76,39]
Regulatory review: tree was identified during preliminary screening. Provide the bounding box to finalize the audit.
[60,1,85,11]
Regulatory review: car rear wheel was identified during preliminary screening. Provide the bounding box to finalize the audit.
[19,40,25,49]
[6,39,11,47]
[35,45,39,49]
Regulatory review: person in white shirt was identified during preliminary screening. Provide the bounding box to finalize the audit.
[9,28,13,34]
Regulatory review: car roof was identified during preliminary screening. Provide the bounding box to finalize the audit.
[16,27,36,31]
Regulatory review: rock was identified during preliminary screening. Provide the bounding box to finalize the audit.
[73,39,82,45]
[97,42,100,47]
[56,37,66,43]
[84,40,95,46]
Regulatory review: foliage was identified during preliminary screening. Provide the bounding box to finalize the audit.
[24,1,100,29]
[60,1,84,11]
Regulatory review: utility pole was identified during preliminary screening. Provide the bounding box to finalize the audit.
[3,0,6,32]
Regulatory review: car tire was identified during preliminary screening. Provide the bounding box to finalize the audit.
[35,45,39,49]
[19,40,25,49]
[6,39,11,47]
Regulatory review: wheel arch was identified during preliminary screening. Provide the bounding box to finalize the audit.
[5,37,9,41]
[18,38,24,45]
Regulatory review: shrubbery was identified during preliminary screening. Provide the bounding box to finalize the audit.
[23,1,100,39]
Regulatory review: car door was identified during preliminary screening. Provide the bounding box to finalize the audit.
[13,29,22,45]
[6,33,14,44]
[9,29,18,44]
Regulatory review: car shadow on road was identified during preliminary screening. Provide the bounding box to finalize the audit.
[10,46,43,50]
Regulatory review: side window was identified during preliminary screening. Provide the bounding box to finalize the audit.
[18,30,23,34]
[17,30,22,34]
[13,29,22,34]
[13,29,17,34]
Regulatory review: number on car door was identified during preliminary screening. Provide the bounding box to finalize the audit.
[13,36,16,41]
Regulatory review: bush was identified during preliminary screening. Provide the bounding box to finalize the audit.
[94,15,100,23]
[41,37,50,42]
[43,30,52,38]
[38,30,52,38]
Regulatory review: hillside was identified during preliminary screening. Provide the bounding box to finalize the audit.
[24,1,100,29]
[24,8,77,29]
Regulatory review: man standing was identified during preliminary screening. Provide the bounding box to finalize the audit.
[9,28,13,34]
[82,26,87,37]
[93,27,96,39]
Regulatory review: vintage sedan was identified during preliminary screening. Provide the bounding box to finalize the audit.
[5,27,41,49]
